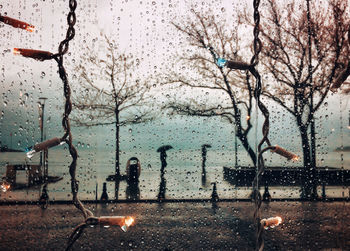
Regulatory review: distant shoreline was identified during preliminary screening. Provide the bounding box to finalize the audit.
[334,146,350,152]
[0,147,23,153]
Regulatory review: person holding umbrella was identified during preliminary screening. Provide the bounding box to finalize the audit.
[157,145,173,174]
[157,145,173,201]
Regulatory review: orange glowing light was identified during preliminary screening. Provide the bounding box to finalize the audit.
[261,216,282,229]
[26,25,35,32]
[246,115,250,121]
[96,216,135,232]
[13,48,20,55]
[125,216,134,227]
[292,155,299,162]
[1,182,11,192]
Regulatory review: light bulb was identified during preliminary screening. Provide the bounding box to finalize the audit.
[122,216,134,232]
[271,145,299,161]
[261,216,282,229]
[87,216,135,232]
[13,48,53,61]
[26,137,64,158]
[0,180,11,192]
[0,15,35,32]
[216,58,227,68]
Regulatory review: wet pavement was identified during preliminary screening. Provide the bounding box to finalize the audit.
[0,201,349,250]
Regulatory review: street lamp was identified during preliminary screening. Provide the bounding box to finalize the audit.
[38,97,47,179]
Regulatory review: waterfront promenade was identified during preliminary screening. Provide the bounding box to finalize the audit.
[0,201,349,250]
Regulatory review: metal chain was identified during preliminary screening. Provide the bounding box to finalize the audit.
[52,0,92,220]
[203,11,267,249]
[51,1,94,249]
[249,0,272,250]
[205,2,268,249]
[66,222,87,251]
[250,0,262,67]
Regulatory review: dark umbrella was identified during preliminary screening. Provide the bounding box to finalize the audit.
[157,145,173,152]
[201,144,212,149]
[201,144,211,156]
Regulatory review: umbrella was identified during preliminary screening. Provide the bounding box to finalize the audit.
[201,144,212,149]
[157,145,173,152]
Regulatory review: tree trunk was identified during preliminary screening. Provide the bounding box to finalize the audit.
[115,109,120,177]
[300,126,317,199]
[237,133,257,168]
[114,109,120,200]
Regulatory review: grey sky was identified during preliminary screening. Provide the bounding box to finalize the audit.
[0,0,349,163]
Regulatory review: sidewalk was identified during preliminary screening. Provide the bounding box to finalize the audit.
[0,201,349,250]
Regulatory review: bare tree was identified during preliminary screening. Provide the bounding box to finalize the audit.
[163,11,258,167]
[241,0,350,198]
[72,36,154,178]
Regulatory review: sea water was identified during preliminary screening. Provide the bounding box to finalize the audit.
[0,147,349,201]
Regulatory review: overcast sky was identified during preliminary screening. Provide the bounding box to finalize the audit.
[0,0,349,160]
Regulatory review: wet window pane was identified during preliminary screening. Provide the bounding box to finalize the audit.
[1,0,349,250]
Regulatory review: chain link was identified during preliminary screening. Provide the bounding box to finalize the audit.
[51,0,92,220]
[249,0,272,250]
[251,0,262,66]
[52,1,96,248]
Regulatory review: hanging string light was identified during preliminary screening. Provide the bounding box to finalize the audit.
[0,14,34,32]
[87,216,135,232]
[260,216,282,230]
[331,27,350,92]
[9,1,134,249]
[26,137,65,159]
[0,180,11,192]
[271,145,299,161]
[216,57,252,70]
[66,216,135,251]
[0,15,33,195]
[208,1,298,250]
[13,48,53,61]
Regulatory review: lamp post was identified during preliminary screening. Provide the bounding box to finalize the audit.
[234,124,238,168]
[38,97,47,180]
